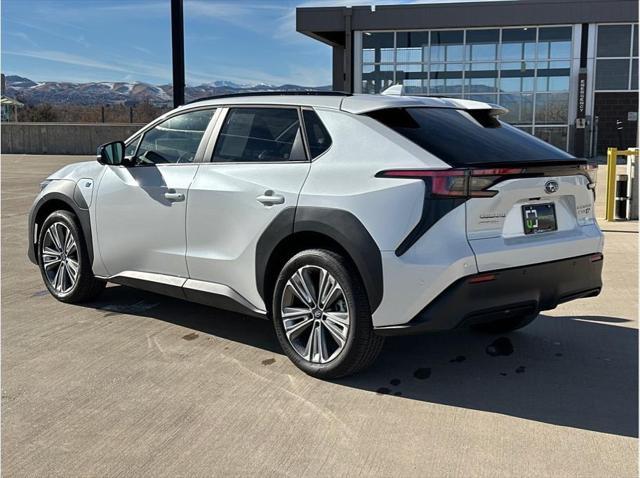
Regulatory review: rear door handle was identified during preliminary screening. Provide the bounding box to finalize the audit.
[256,191,285,206]
[164,192,185,202]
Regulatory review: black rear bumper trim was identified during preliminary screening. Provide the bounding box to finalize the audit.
[374,253,603,336]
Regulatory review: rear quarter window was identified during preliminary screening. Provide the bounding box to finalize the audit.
[366,107,574,166]
[303,109,332,158]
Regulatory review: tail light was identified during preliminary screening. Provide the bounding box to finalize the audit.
[376,168,524,198]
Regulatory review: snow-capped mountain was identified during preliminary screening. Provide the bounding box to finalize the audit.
[4,75,330,106]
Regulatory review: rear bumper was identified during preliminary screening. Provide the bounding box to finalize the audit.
[374,253,603,336]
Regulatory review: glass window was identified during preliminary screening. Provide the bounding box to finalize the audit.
[500,93,534,124]
[362,32,394,63]
[595,59,631,89]
[399,79,427,95]
[213,108,305,163]
[302,110,332,158]
[534,126,568,150]
[362,65,395,93]
[500,62,535,92]
[536,61,570,92]
[430,30,464,62]
[136,109,215,165]
[125,136,141,158]
[538,27,572,60]
[633,25,638,57]
[396,31,428,63]
[501,28,536,60]
[535,93,569,124]
[467,93,497,104]
[396,64,428,87]
[430,67,463,95]
[366,107,572,166]
[597,25,632,57]
[632,59,638,89]
[465,63,498,93]
[466,29,499,61]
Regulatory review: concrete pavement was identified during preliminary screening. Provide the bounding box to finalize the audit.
[2,155,638,477]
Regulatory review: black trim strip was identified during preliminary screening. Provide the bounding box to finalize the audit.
[374,253,603,336]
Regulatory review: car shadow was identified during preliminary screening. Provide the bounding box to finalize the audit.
[84,285,638,438]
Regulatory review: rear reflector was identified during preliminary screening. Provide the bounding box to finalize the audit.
[590,253,603,262]
[468,273,497,284]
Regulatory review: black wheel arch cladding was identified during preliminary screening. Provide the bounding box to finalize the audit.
[255,206,384,313]
[28,180,94,265]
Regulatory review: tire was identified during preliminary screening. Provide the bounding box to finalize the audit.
[472,313,538,333]
[272,249,385,379]
[37,210,105,303]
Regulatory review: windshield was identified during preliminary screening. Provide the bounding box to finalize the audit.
[366,107,575,167]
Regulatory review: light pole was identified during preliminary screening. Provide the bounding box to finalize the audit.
[171,0,185,108]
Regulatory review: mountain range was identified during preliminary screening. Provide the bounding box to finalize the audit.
[2,75,331,106]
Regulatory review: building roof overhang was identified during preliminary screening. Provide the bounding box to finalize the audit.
[296,0,639,45]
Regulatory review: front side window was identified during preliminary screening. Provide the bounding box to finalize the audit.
[367,107,573,166]
[136,108,215,165]
[125,136,141,158]
[212,107,306,162]
[303,109,332,158]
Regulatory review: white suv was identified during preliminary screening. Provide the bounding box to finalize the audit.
[28,92,604,378]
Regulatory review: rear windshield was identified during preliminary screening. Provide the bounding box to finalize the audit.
[366,107,574,167]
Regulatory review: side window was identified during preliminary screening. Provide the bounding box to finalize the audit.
[136,108,215,165]
[212,107,306,162]
[124,136,141,158]
[303,109,332,158]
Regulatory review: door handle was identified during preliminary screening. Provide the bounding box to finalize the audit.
[164,192,185,202]
[256,190,285,206]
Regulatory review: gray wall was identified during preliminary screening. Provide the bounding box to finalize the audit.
[1,123,144,155]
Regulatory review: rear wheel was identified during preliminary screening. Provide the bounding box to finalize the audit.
[272,249,384,379]
[37,210,105,303]
[472,313,538,333]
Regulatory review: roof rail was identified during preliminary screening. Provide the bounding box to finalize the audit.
[187,90,351,104]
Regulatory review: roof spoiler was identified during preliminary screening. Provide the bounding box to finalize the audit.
[380,84,508,116]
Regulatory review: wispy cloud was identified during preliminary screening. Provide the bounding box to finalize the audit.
[5,31,39,48]
[5,18,91,48]
[3,49,170,81]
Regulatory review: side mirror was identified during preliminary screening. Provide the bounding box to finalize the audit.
[97,141,125,165]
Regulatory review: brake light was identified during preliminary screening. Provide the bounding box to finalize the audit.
[590,253,603,262]
[377,167,523,198]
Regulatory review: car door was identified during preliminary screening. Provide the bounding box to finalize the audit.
[95,107,218,279]
[185,106,311,311]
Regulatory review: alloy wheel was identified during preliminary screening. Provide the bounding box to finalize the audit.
[280,265,350,364]
[41,221,79,295]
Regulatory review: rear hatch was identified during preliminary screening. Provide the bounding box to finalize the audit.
[367,106,602,270]
[464,164,600,271]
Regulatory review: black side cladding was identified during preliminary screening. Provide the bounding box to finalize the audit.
[255,207,296,306]
[255,207,384,314]
[396,192,466,256]
[28,180,94,265]
[293,207,383,312]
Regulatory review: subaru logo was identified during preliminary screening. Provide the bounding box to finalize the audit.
[545,180,559,194]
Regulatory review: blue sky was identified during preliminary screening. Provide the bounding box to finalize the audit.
[1,0,435,86]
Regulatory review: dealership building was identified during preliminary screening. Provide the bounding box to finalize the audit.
[297,0,639,156]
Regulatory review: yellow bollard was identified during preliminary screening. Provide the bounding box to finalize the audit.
[605,148,617,221]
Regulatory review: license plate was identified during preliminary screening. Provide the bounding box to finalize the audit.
[522,203,557,235]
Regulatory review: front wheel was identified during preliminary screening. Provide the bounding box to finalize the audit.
[272,249,384,379]
[37,210,105,303]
